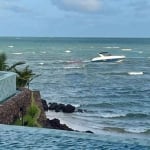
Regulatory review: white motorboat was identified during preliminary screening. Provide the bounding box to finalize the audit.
[91,52,126,62]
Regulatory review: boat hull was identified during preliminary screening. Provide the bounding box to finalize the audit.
[91,56,126,62]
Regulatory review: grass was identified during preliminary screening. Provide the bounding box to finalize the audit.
[15,92,41,127]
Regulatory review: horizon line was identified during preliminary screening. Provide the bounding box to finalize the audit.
[0,36,150,39]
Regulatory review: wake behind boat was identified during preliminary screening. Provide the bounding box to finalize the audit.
[91,52,126,62]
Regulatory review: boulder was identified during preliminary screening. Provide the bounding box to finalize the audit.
[62,104,75,113]
[48,103,58,110]
[45,118,73,131]
[55,103,65,112]
[48,103,76,113]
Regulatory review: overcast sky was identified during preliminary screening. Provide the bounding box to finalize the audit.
[0,0,150,37]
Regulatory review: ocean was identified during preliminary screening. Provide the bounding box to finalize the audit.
[0,37,150,149]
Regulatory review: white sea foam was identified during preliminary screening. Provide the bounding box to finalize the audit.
[65,50,71,53]
[8,45,14,48]
[39,62,44,65]
[64,66,83,69]
[12,52,22,55]
[128,72,143,75]
[71,104,80,108]
[41,51,46,54]
[104,46,120,49]
[125,128,147,134]
[112,46,120,48]
[121,48,132,51]
[100,113,125,118]
[46,111,91,132]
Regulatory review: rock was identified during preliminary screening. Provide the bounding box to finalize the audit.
[41,99,49,111]
[85,130,94,134]
[48,103,58,110]
[45,118,73,131]
[55,104,65,112]
[62,104,75,113]
[48,103,76,113]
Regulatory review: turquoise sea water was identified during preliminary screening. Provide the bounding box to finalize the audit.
[0,37,150,149]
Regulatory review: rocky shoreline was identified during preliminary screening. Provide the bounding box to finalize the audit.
[0,88,93,133]
[41,100,93,133]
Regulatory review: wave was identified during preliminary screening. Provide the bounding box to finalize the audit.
[85,103,113,108]
[71,104,80,108]
[65,50,71,53]
[126,128,150,134]
[103,127,150,134]
[100,113,125,118]
[103,46,120,49]
[121,48,132,51]
[72,71,144,76]
[8,45,14,48]
[128,72,144,75]
[101,113,149,119]
[103,127,126,133]
[142,129,150,134]
[12,52,23,55]
[38,62,44,65]
[138,51,143,54]
[64,66,84,69]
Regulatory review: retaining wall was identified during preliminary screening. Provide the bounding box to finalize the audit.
[0,88,46,125]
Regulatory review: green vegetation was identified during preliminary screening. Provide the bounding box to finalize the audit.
[0,52,38,88]
[0,53,41,127]
[15,92,41,127]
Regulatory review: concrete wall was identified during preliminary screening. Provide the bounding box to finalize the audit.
[0,71,16,102]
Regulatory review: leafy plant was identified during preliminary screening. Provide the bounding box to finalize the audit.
[0,52,38,88]
[14,92,41,127]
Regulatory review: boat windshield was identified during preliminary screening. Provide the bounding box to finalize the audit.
[99,52,111,56]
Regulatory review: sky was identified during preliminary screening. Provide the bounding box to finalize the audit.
[0,0,150,37]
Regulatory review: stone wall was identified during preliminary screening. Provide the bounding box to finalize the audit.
[32,90,47,125]
[0,88,46,125]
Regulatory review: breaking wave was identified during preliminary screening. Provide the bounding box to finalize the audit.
[8,45,14,48]
[101,113,149,119]
[121,48,132,51]
[103,127,150,134]
[12,52,23,55]
[128,72,144,75]
[103,46,120,49]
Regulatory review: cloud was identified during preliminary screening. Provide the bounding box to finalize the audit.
[0,1,31,14]
[52,0,101,13]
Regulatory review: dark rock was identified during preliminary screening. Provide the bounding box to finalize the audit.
[48,103,76,113]
[85,130,94,134]
[55,103,65,112]
[41,99,49,111]
[62,104,75,113]
[48,103,58,110]
[45,118,73,131]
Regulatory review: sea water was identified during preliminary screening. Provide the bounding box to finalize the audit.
[0,37,150,149]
